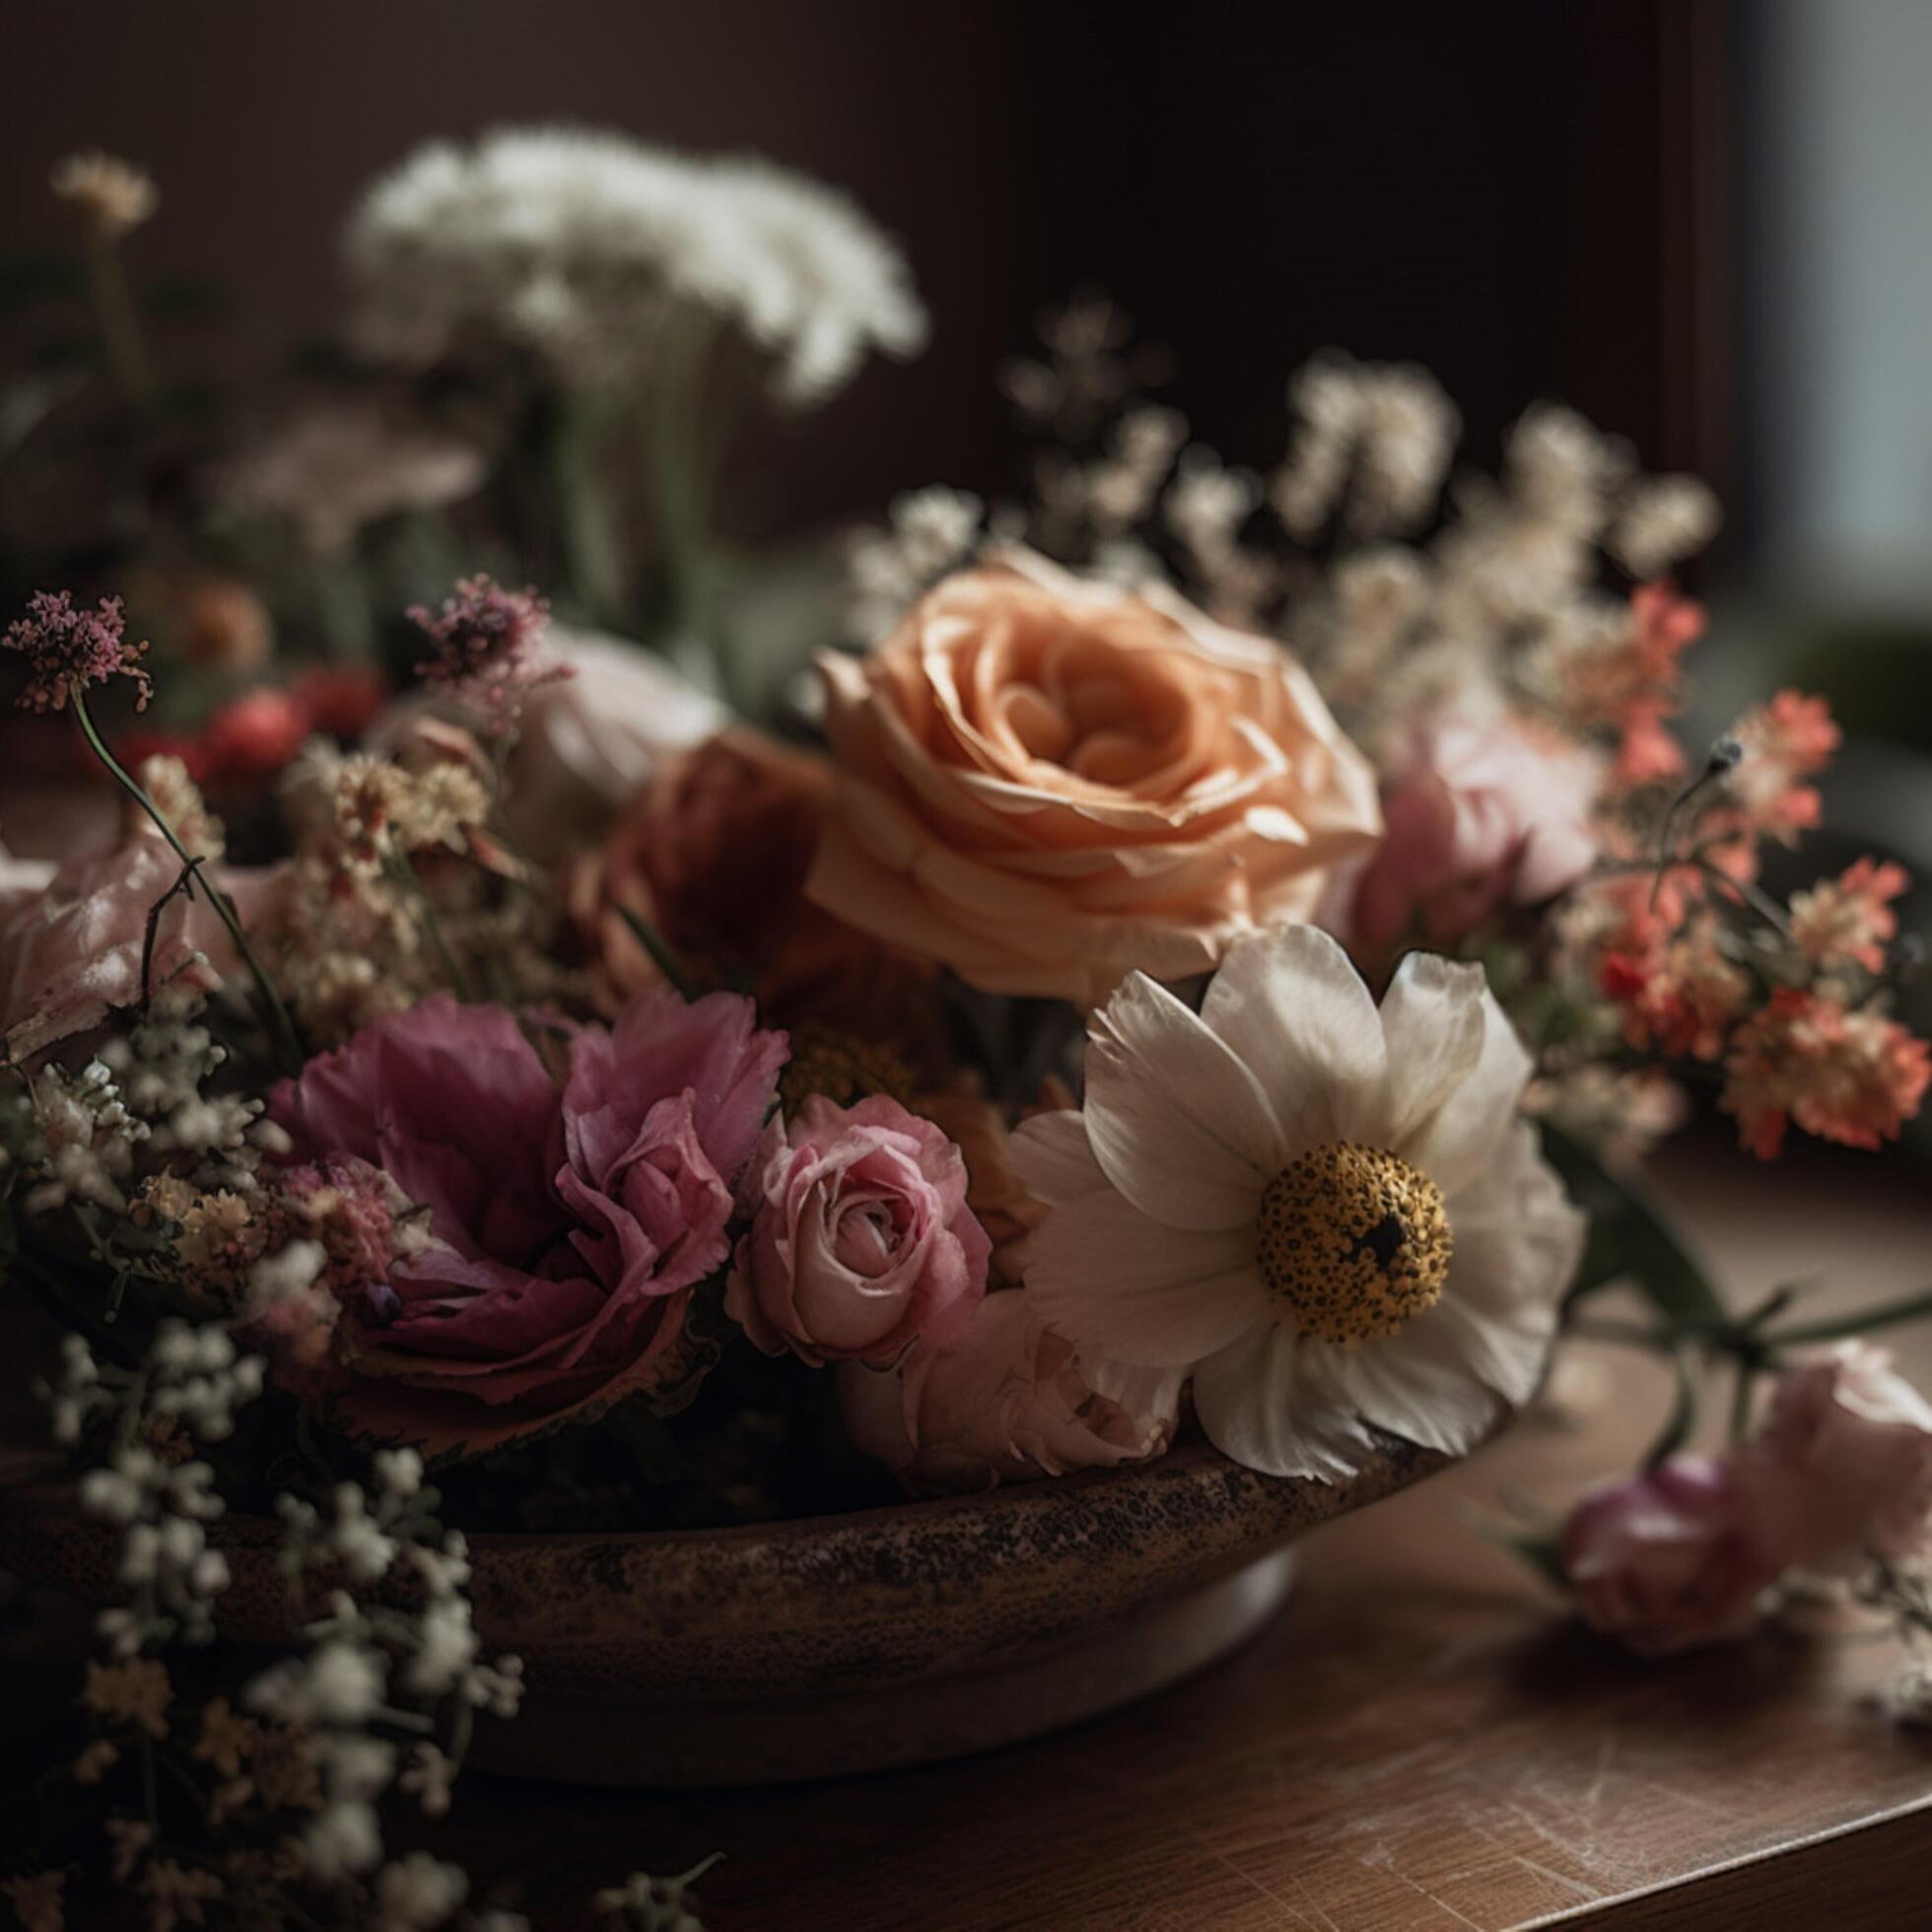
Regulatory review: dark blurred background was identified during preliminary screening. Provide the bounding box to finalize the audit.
[0,1,1730,518]
[4,0,1928,803]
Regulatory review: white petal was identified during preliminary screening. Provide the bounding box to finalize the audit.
[1008,1110,1107,1207]
[1199,925,1388,1150]
[1082,1354,1188,1422]
[1398,984,1532,1197]
[1328,1327,1508,1457]
[1371,951,1487,1149]
[1024,1189,1266,1368]
[1424,1297,1554,1414]
[1194,1324,1382,1482]
[1447,1123,1586,1327]
[1082,972,1282,1230]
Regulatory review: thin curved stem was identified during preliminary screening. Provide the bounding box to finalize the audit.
[71,692,304,1071]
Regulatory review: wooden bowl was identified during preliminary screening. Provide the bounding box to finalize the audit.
[0,1431,1452,1786]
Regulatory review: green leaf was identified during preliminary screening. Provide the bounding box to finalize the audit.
[1769,1286,1932,1348]
[615,903,698,1001]
[1541,1123,1730,1330]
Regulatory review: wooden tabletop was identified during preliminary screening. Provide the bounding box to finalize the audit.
[5,1135,1929,1928]
[446,1138,1932,1929]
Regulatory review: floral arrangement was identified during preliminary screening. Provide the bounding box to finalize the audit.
[3,126,1931,1929]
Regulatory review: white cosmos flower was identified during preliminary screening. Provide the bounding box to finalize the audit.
[1011,924,1584,1482]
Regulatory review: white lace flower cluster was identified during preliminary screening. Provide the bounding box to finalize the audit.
[6,989,273,1242]
[846,485,985,641]
[253,1449,523,1887]
[983,310,1722,735]
[346,126,927,403]
[99,991,263,1172]
[56,1324,260,1656]
[593,1856,723,1930]
[12,1058,146,1213]
[1274,352,1461,540]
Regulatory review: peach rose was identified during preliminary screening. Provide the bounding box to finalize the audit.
[839,1289,1181,1494]
[806,553,1382,1003]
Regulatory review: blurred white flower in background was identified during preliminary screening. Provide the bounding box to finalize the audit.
[345,125,928,403]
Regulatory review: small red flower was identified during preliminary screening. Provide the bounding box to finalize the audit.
[200,687,312,782]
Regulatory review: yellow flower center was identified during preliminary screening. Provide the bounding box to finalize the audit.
[778,1025,915,1115]
[1256,1141,1452,1345]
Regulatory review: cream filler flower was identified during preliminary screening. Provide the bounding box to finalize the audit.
[1012,925,1584,1481]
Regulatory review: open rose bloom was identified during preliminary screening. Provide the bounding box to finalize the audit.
[808,553,1382,1003]
[270,991,786,1453]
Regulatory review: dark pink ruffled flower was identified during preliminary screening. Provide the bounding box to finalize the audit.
[270,988,786,1453]
[726,1094,988,1366]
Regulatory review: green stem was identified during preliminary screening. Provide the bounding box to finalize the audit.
[1695,856,1792,941]
[86,234,152,410]
[547,386,625,623]
[1728,1359,1759,1443]
[615,903,699,1001]
[381,848,474,1001]
[72,693,304,1072]
[647,310,732,695]
[1770,1287,1932,1347]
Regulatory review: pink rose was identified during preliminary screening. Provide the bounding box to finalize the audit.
[0,837,285,1062]
[271,988,786,1453]
[1342,713,1601,956]
[839,1289,1181,1494]
[1561,1454,1779,1656]
[1736,1344,1932,1573]
[726,1095,989,1365]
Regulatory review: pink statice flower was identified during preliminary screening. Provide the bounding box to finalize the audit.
[407,575,569,734]
[1562,1454,1780,1656]
[270,988,786,1453]
[1339,712,1601,956]
[727,1095,989,1366]
[1727,690,1839,844]
[839,1289,1180,1494]
[1597,912,1752,1062]
[1720,987,1930,1158]
[1789,857,1909,975]
[1556,582,1702,789]
[1735,1343,1932,1573]
[4,590,152,714]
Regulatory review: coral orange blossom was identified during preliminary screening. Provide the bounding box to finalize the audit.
[806,551,1383,1004]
